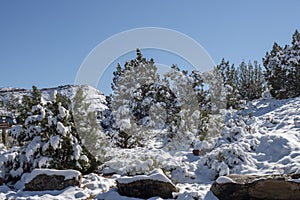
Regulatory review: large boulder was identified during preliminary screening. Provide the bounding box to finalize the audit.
[211,173,300,200]
[116,169,178,199]
[23,169,82,191]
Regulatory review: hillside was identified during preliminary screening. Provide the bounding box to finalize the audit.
[0,86,299,199]
[0,85,107,116]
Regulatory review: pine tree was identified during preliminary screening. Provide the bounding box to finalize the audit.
[236,61,265,101]
[215,59,240,109]
[110,49,160,148]
[18,86,42,124]
[72,86,108,162]
[164,65,209,148]
[3,87,98,183]
[264,30,300,99]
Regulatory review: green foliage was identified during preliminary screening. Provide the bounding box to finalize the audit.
[18,86,42,123]
[109,49,211,148]
[215,59,241,109]
[217,151,225,162]
[238,61,265,100]
[215,59,265,109]
[164,65,210,146]
[3,87,99,183]
[72,86,107,162]
[110,49,160,148]
[264,30,300,99]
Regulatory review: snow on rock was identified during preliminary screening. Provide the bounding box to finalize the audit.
[194,141,210,151]
[117,169,173,184]
[212,174,300,200]
[116,169,178,199]
[23,169,82,184]
[216,176,236,184]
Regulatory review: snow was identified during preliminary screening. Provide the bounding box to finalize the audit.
[23,169,82,184]
[38,157,52,168]
[10,167,23,178]
[58,103,69,119]
[117,169,173,184]
[56,121,69,136]
[216,176,236,184]
[194,141,210,151]
[25,105,46,125]
[50,135,60,150]
[25,136,41,160]
[73,143,82,160]
[3,86,300,199]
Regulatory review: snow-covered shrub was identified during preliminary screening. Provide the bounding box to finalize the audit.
[203,143,254,177]
[101,147,174,176]
[201,111,257,177]
[2,87,99,183]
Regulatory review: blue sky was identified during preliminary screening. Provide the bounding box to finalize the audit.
[0,0,299,95]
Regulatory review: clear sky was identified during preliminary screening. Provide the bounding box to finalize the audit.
[1,0,299,95]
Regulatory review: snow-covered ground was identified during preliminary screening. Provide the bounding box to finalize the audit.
[1,93,300,199]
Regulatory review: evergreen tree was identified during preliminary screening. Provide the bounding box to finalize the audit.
[215,59,265,108]
[110,49,213,149]
[264,30,300,98]
[110,49,160,148]
[164,65,209,148]
[2,87,98,183]
[215,59,240,109]
[18,86,42,124]
[72,86,108,162]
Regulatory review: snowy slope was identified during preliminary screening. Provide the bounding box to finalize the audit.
[1,88,300,199]
[0,85,108,115]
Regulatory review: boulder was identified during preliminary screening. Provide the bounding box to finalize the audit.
[24,169,82,191]
[211,173,300,200]
[116,169,178,199]
[193,141,211,156]
[192,149,210,156]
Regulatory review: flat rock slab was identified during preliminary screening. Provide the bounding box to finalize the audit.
[116,169,178,199]
[211,174,300,200]
[24,169,82,191]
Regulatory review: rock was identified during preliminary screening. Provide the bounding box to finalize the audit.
[211,174,300,200]
[192,149,210,156]
[116,169,178,199]
[193,141,211,156]
[24,169,82,191]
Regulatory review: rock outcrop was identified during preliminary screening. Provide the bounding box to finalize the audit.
[116,169,178,199]
[24,169,82,191]
[211,173,300,200]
